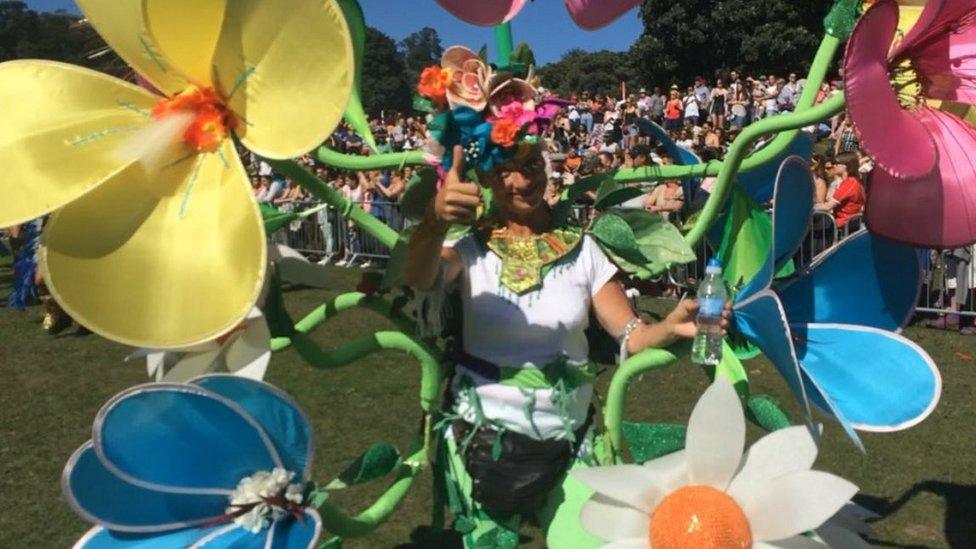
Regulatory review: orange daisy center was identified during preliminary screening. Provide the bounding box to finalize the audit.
[152,85,238,153]
[649,485,752,549]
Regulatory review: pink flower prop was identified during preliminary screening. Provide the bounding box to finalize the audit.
[845,0,976,247]
[442,46,493,111]
[434,0,640,30]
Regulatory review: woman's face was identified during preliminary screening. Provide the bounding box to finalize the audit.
[484,151,547,218]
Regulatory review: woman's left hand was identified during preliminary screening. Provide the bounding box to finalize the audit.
[666,299,732,340]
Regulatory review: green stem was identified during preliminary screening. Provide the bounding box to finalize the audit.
[316,146,428,171]
[683,33,842,248]
[317,446,427,537]
[494,22,514,68]
[603,348,680,463]
[268,159,398,248]
[271,292,442,412]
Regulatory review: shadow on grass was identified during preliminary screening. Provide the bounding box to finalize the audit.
[862,482,976,548]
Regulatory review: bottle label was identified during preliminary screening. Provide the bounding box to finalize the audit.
[698,297,724,317]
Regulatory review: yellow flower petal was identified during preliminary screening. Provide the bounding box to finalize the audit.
[144,0,226,88]
[42,140,266,349]
[76,0,189,95]
[211,0,354,159]
[0,60,158,227]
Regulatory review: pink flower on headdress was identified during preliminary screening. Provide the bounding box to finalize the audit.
[434,0,641,30]
[844,0,976,248]
[442,46,493,111]
[487,73,536,116]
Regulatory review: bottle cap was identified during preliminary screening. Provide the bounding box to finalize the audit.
[705,258,722,275]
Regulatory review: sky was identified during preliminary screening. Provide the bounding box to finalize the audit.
[23,0,643,64]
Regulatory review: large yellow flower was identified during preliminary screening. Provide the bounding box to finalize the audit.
[0,0,353,348]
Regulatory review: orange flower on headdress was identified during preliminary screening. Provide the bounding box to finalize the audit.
[490,118,520,148]
[418,66,453,105]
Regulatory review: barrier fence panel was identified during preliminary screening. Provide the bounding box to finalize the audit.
[277,198,976,320]
[917,248,976,319]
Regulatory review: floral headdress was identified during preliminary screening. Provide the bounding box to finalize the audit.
[417,46,566,175]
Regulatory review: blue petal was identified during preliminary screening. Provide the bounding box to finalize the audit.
[191,375,313,480]
[777,231,921,331]
[793,323,941,432]
[769,157,814,270]
[268,511,322,549]
[733,291,814,428]
[738,132,814,204]
[95,384,280,493]
[640,119,703,205]
[735,157,813,302]
[75,524,265,548]
[63,442,226,531]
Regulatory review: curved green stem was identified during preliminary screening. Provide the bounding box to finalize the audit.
[317,446,427,537]
[272,292,442,412]
[269,159,398,248]
[316,146,429,170]
[683,33,843,248]
[603,347,680,463]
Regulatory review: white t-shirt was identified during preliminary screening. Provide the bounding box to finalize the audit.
[449,233,619,440]
[683,95,700,118]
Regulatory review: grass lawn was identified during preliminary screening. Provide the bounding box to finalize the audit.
[1,263,974,548]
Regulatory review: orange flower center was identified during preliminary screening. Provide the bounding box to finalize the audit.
[649,485,752,549]
[152,85,237,153]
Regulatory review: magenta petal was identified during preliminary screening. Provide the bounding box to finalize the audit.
[845,0,938,180]
[564,0,641,30]
[909,6,976,104]
[891,0,975,59]
[866,107,976,248]
[435,0,527,26]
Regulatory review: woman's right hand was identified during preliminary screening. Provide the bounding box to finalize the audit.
[432,145,482,226]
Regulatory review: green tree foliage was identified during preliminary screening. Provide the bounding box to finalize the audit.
[536,49,636,97]
[361,26,413,115]
[510,42,536,68]
[399,26,442,82]
[0,1,124,76]
[630,0,832,87]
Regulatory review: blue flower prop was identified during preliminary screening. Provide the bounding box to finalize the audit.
[732,156,941,449]
[429,107,515,173]
[62,375,320,548]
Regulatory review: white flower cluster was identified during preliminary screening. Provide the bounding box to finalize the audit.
[227,467,304,533]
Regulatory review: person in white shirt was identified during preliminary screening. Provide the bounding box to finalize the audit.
[404,142,728,543]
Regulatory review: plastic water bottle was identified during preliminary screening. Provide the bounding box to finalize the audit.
[692,259,727,366]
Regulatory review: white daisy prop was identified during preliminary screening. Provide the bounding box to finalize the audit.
[573,379,865,548]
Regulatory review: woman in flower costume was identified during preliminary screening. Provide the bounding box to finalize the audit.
[403,47,731,545]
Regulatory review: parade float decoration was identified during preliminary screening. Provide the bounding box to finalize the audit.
[0,0,969,546]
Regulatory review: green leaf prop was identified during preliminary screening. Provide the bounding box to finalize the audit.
[399,168,440,222]
[327,442,401,490]
[337,0,377,152]
[318,536,343,549]
[260,203,300,235]
[591,210,696,279]
[824,0,863,40]
[380,228,413,291]
[716,185,795,293]
[551,173,611,226]
[746,394,793,432]
[621,422,686,463]
[412,95,435,113]
[594,179,643,210]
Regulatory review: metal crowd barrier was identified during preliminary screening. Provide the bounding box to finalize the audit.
[274,198,976,320]
[917,247,976,318]
[667,211,839,290]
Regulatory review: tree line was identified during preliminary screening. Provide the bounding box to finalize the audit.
[2,0,834,112]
